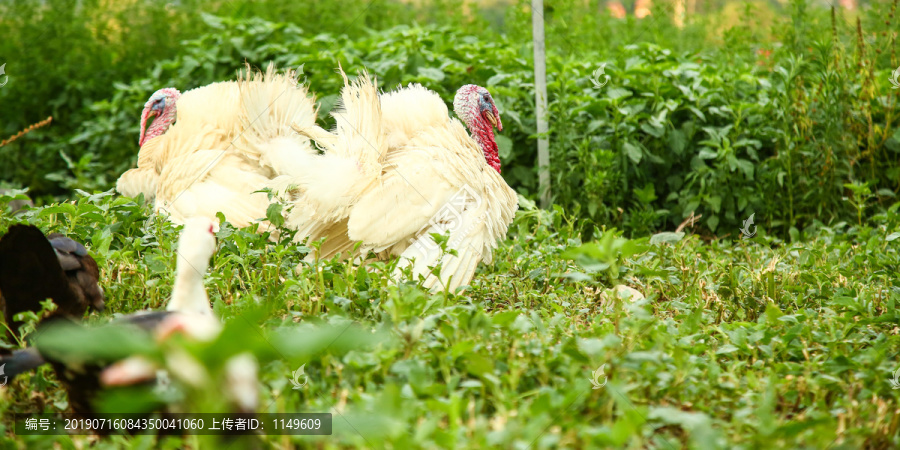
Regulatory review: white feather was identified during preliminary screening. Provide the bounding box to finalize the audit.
[289,71,519,291]
[117,64,318,233]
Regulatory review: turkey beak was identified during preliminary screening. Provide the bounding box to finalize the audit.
[484,111,498,130]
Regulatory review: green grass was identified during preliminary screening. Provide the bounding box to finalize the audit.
[2,0,899,448]
[1,190,899,448]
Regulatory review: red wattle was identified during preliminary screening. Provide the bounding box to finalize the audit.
[473,120,502,173]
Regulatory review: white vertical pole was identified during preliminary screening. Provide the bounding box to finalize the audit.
[674,0,685,28]
[532,0,551,209]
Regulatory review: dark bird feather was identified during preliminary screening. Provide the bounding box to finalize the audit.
[0,225,105,340]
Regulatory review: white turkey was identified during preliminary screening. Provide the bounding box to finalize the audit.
[115,64,317,231]
[268,70,518,291]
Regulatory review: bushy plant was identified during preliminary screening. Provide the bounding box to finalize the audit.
[2,187,900,448]
[1,0,898,239]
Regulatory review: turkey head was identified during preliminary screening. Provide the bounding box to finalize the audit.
[139,88,181,147]
[453,85,503,173]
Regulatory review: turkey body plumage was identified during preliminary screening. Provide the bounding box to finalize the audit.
[115,83,239,201]
[116,64,317,231]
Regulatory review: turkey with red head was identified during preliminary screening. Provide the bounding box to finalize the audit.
[116,64,317,232]
[269,70,518,291]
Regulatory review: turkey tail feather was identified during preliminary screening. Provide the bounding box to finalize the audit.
[330,68,387,166]
[0,225,74,339]
[282,69,387,225]
[234,63,318,175]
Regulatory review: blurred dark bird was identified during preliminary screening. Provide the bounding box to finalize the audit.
[0,217,257,420]
[0,224,105,340]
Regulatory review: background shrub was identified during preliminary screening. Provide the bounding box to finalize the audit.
[1,0,898,240]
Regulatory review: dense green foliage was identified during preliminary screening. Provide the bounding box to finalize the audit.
[3,0,897,236]
[1,191,899,448]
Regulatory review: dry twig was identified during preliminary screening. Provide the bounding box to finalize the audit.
[675,211,702,233]
[0,116,53,148]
